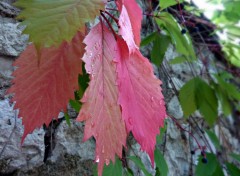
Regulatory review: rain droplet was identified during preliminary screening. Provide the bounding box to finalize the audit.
[91,74,95,79]
[91,122,95,128]
[128,118,133,125]
[97,54,101,60]
[94,42,101,51]
[95,156,100,163]
[102,146,105,153]
[114,81,119,86]
[105,159,110,166]
[151,97,154,102]
[89,52,93,57]
[159,99,162,104]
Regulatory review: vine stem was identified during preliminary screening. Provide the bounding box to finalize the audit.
[100,11,118,40]
[168,115,204,151]
[102,10,119,27]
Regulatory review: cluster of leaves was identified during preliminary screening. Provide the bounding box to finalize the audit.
[6,0,240,175]
[210,0,240,67]
[8,0,167,175]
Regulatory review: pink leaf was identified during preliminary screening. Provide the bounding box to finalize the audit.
[119,5,138,53]
[8,32,85,141]
[117,0,142,47]
[76,23,127,176]
[115,38,166,164]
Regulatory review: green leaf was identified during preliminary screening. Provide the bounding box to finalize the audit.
[226,163,240,176]
[206,130,221,150]
[123,168,134,176]
[222,42,240,67]
[70,65,89,112]
[15,0,105,47]
[230,153,240,163]
[69,99,81,112]
[151,33,171,66]
[64,112,71,126]
[169,56,188,65]
[215,73,240,101]
[154,150,168,176]
[212,163,224,176]
[155,12,196,60]
[179,78,198,117]
[78,66,90,98]
[214,83,232,116]
[160,0,183,10]
[102,158,123,176]
[156,120,168,144]
[196,81,218,126]
[179,77,218,126]
[128,156,152,176]
[213,73,240,116]
[140,32,158,47]
[195,153,222,176]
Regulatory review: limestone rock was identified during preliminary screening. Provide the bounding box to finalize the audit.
[0,100,45,175]
[0,17,28,56]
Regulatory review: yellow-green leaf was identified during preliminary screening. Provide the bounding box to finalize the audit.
[15,0,105,47]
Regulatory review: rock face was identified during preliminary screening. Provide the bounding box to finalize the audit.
[0,17,28,57]
[0,100,44,175]
[0,1,240,176]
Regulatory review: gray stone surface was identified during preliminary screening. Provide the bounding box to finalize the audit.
[164,120,190,176]
[0,16,28,56]
[49,120,95,163]
[0,100,45,175]
[167,96,183,119]
[0,0,239,176]
[0,1,20,17]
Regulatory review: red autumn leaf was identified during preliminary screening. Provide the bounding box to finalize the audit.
[8,32,84,141]
[76,23,127,176]
[115,38,166,164]
[116,0,142,47]
[119,5,138,53]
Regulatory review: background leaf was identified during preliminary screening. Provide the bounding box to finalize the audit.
[226,163,240,176]
[179,77,218,125]
[102,157,123,176]
[155,12,196,60]
[195,153,223,176]
[151,33,171,66]
[154,149,168,176]
[129,156,152,176]
[206,130,221,150]
[160,0,184,10]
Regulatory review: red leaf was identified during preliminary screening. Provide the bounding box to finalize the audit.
[117,0,142,47]
[115,38,166,164]
[76,23,127,176]
[8,32,84,141]
[119,5,138,53]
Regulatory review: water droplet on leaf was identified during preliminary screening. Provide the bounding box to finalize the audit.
[151,96,154,102]
[95,156,100,163]
[105,159,110,166]
[128,118,133,125]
